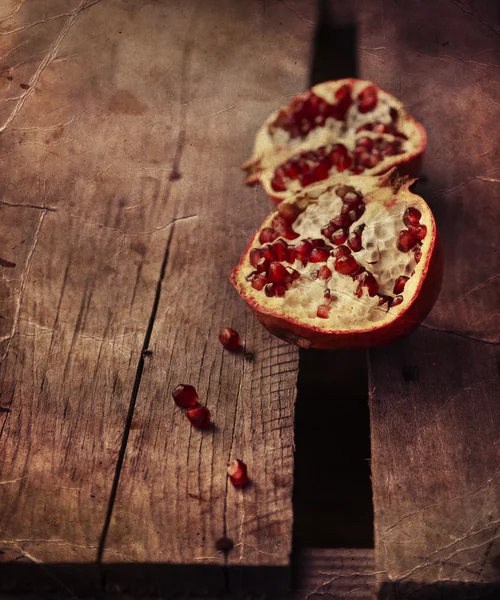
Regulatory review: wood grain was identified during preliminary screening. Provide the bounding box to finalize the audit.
[101,0,316,595]
[357,0,500,594]
[0,0,315,595]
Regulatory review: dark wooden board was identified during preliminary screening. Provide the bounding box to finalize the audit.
[358,0,500,595]
[0,0,315,595]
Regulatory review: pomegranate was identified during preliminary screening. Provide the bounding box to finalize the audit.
[227,459,249,487]
[230,171,442,350]
[241,79,426,204]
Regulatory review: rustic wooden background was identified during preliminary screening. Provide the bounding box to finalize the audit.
[0,0,499,599]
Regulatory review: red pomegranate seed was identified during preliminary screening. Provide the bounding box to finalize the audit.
[331,228,348,245]
[310,269,319,280]
[249,248,262,267]
[335,254,358,275]
[360,153,377,168]
[311,161,331,182]
[172,384,198,408]
[310,238,326,248]
[286,246,296,263]
[336,185,355,199]
[347,232,362,252]
[352,204,366,221]
[259,228,277,244]
[316,304,331,319]
[310,247,330,262]
[357,137,374,152]
[287,267,301,281]
[284,161,299,179]
[393,275,409,295]
[324,289,336,302]
[219,328,241,351]
[403,207,421,227]
[373,122,390,134]
[343,191,362,207]
[409,224,427,241]
[272,239,288,261]
[186,405,211,429]
[278,203,300,223]
[274,284,286,297]
[414,247,422,263]
[329,144,350,167]
[318,265,332,280]
[272,215,299,240]
[271,175,287,192]
[227,459,248,487]
[256,257,271,274]
[251,273,268,291]
[358,84,378,113]
[261,244,276,261]
[264,283,275,297]
[350,165,365,174]
[363,274,379,296]
[397,230,418,252]
[321,224,336,239]
[330,214,350,229]
[331,245,352,258]
[295,240,313,263]
[391,296,404,307]
[269,261,289,284]
[330,84,353,120]
[298,171,317,187]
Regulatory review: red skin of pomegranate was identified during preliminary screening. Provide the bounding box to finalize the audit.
[242,79,427,205]
[231,174,443,350]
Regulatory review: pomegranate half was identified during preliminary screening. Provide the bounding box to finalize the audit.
[231,171,442,350]
[242,79,427,204]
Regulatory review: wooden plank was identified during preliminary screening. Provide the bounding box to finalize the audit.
[357,0,500,594]
[0,0,196,594]
[102,0,316,595]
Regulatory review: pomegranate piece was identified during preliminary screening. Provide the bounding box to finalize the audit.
[186,406,211,429]
[232,173,442,350]
[219,328,241,351]
[243,79,427,204]
[227,459,248,487]
[172,384,198,408]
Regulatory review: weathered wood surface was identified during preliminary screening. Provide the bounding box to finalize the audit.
[360,0,500,595]
[0,0,315,595]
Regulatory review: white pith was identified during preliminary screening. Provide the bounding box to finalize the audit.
[247,79,425,200]
[233,174,435,332]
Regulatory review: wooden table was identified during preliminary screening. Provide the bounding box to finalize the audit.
[0,1,498,598]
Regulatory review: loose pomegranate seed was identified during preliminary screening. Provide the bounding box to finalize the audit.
[278,203,300,222]
[414,247,422,263]
[272,240,288,261]
[318,265,332,280]
[335,254,358,275]
[271,175,287,192]
[331,245,352,258]
[310,247,330,262]
[172,384,198,408]
[397,230,418,252]
[403,207,421,227]
[393,276,409,295]
[251,273,268,291]
[316,304,331,319]
[409,224,427,241]
[219,328,241,351]
[269,262,289,284]
[256,257,271,274]
[331,228,348,245]
[272,215,299,240]
[186,406,211,429]
[249,248,262,267]
[295,240,313,263]
[227,459,248,487]
[259,228,277,244]
[391,296,404,307]
[358,84,378,113]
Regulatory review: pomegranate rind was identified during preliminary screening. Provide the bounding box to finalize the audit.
[242,79,427,205]
[230,173,442,350]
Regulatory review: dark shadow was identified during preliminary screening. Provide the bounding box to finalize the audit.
[293,0,373,554]
[378,581,500,599]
